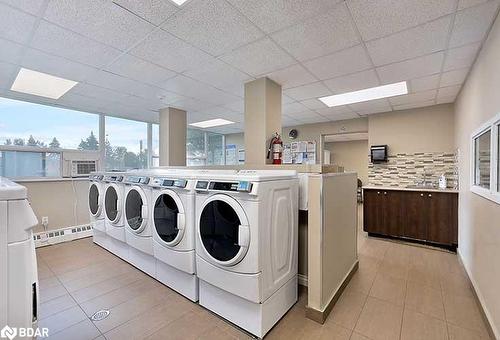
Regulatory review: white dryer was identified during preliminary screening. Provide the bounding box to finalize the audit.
[88,173,105,232]
[0,177,39,331]
[123,174,155,276]
[103,173,128,260]
[195,170,299,338]
[150,173,198,301]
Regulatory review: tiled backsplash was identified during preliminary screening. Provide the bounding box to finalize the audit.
[368,152,458,189]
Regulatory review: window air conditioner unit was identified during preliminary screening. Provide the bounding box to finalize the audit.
[62,150,100,177]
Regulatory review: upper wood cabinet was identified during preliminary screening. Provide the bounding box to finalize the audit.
[363,189,458,249]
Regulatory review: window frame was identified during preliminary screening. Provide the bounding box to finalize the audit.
[470,112,500,204]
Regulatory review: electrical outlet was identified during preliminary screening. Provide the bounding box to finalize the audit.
[42,216,49,227]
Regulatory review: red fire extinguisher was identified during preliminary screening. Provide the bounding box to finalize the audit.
[267,132,283,165]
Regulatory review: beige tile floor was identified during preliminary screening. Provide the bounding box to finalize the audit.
[36,208,492,340]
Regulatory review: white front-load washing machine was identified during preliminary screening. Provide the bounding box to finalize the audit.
[150,171,199,301]
[102,173,128,260]
[123,173,155,276]
[195,170,299,338]
[1,177,39,331]
[88,173,105,232]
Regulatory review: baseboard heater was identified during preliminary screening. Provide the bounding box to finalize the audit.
[33,224,92,248]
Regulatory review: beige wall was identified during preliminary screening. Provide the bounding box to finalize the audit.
[19,179,90,233]
[368,104,455,154]
[454,13,500,338]
[324,140,369,183]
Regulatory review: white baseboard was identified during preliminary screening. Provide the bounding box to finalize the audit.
[298,274,308,287]
[457,249,498,340]
[34,224,92,248]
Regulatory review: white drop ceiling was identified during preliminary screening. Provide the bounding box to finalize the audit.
[0,0,498,134]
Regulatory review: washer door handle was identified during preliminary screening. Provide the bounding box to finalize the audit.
[238,225,250,248]
[177,213,185,230]
[141,205,148,219]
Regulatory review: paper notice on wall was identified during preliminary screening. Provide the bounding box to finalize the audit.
[295,152,304,164]
[306,141,316,153]
[291,142,299,153]
[225,144,237,165]
[298,141,307,153]
[282,143,292,164]
[306,152,316,164]
[238,149,245,164]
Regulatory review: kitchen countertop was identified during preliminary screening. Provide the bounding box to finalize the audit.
[363,185,459,194]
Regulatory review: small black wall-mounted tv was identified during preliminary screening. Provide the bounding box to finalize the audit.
[371,145,388,163]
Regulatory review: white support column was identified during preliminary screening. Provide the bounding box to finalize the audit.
[159,107,187,166]
[147,123,153,168]
[244,77,282,165]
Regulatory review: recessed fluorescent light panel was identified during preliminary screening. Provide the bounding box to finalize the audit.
[190,118,234,128]
[170,0,188,5]
[319,81,408,107]
[10,68,78,99]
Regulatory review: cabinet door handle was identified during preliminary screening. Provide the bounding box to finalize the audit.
[383,192,387,195]
[377,191,380,195]
[428,194,432,198]
[420,193,424,197]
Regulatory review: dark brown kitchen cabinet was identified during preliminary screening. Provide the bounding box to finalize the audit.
[363,189,458,250]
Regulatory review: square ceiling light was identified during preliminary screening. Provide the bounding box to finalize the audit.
[190,118,234,128]
[169,0,189,5]
[10,68,78,99]
[319,81,408,107]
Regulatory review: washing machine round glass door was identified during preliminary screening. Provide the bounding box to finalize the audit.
[153,190,185,246]
[105,184,121,223]
[198,194,250,266]
[89,183,101,217]
[125,187,148,233]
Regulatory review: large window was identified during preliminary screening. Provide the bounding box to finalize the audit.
[186,129,225,166]
[471,112,500,204]
[152,123,160,167]
[105,117,147,170]
[0,97,99,178]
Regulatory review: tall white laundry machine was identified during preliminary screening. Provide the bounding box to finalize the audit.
[194,170,299,338]
[0,177,39,331]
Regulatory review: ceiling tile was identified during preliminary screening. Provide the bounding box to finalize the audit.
[20,47,98,82]
[162,0,263,56]
[376,52,444,84]
[0,37,25,64]
[443,42,481,71]
[44,0,155,51]
[440,68,469,87]
[458,0,492,10]
[324,69,380,94]
[105,54,176,86]
[0,0,45,15]
[300,98,328,110]
[130,29,212,73]
[349,98,392,115]
[393,99,436,111]
[31,21,122,68]
[271,3,359,61]
[0,3,37,44]
[347,0,456,41]
[366,16,452,66]
[282,114,302,127]
[187,111,217,124]
[303,45,373,80]
[409,74,440,92]
[284,82,331,101]
[183,58,252,91]
[316,106,355,116]
[436,96,456,104]
[265,64,317,89]
[226,0,342,34]
[113,0,179,26]
[171,97,215,112]
[0,61,18,89]
[282,95,295,104]
[389,89,437,106]
[57,92,107,113]
[220,38,295,76]
[449,1,500,47]
[85,70,163,99]
[70,82,130,103]
[322,111,360,122]
[223,100,244,113]
[283,102,309,115]
[437,85,462,99]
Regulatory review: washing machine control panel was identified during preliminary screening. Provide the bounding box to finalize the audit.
[124,176,149,185]
[104,175,123,182]
[151,178,188,188]
[196,181,253,193]
[90,174,103,181]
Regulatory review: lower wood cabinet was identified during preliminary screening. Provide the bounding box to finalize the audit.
[363,189,458,249]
